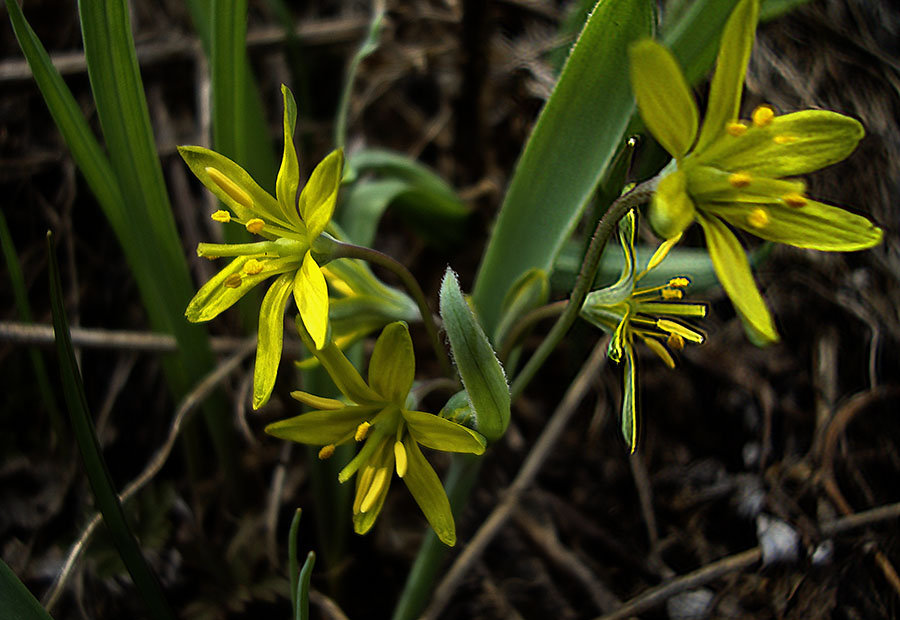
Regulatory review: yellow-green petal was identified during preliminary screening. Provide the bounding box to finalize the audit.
[705,198,883,251]
[295,252,329,350]
[694,0,759,154]
[290,390,345,410]
[648,169,697,239]
[696,212,779,344]
[299,148,343,241]
[621,345,637,452]
[185,256,299,322]
[265,405,380,445]
[585,210,637,307]
[687,165,805,204]
[368,321,415,404]
[699,111,864,177]
[401,438,456,546]
[275,85,304,231]
[178,145,290,229]
[403,410,487,455]
[629,39,699,159]
[252,272,295,409]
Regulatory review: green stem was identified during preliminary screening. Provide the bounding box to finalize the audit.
[391,454,482,620]
[331,241,454,379]
[509,178,658,400]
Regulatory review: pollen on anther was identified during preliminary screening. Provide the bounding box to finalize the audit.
[726,121,748,137]
[774,134,797,145]
[729,172,752,188]
[747,208,769,228]
[244,259,264,275]
[318,444,335,460]
[667,333,685,350]
[245,218,265,234]
[783,192,808,208]
[662,288,683,300]
[223,273,242,289]
[752,105,775,127]
[668,277,690,288]
[211,210,231,223]
[355,421,371,442]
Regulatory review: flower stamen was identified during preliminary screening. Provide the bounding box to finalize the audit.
[752,105,775,127]
[747,207,769,228]
[661,288,683,300]
[211,210,231,223]
[318,444,336,460]
[667,333,685,350]
[394,441,408,478]
[782,192,808,208]
[245,218,266,234]
[355,421,372,442]
[727,121,748,137]
[729,172,752,188]
[244,259,264,275]
[360,467,390,513]
[668,277,690,288]
[773,134,797,145]
[223,273,242,288]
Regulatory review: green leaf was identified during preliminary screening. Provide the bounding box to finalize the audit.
[440,268,510,442]
[211,0,248,171]
[253,272,295,409]
[471,0,655,333]
[0,559,55,620]
[47,233,175,620]
[368,322,416,404]
[287,508,302,613]
[493,268,550,350]
[294,551,315,620]
[335,5,386,148]
[339,179,411,246]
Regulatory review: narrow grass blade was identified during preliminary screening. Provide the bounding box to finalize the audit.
[0,559,55,620]
[471,0,655,334]
[211,0,248,168]
[288,508,302,612]
[47,233,175,620]
[0,208,62,438]
[294,551,315,620]
[335,4,386,148]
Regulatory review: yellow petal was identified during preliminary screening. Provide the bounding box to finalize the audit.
[694,0,759,154]
[696,212,778,345]
[629,39,698,159]
[648,169,697,239]
[299,149,344,240]
[294,252,329,349]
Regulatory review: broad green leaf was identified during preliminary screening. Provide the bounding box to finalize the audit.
[340,179,411,246]
[0,559,55,620]
[368,322,415,404]
[48,233,175,620]
[440,269,509,442]
[472,0,654,333]
[253,272,295,409]
[493,268,549,350]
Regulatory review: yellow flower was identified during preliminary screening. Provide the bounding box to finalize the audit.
[180,85,342,408]
[266,321,486,546]
[628,0,883,344]
[581,211,706,451]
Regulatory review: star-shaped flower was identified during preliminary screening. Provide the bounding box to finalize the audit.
[180,85,341,408]
[628,0,883,344]
[266,321,486,546]
[581,210,706,450]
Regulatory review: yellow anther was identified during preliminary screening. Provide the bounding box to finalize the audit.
[318,444,335,460]
[661,288,683,300]
[360,467,390,513]
[223,273,242,288]
[668,277,690,288]
[747,207,769,228]
[355,421,371,442]
[752,105,775,127]
[394,441,408,478]
[204,255,219,261]
[726,121,748,137]
[773,134,797,145]
[728,172,752,188]
[211,209,231,223]
[205,167,254,209]
[667,333,685,351]
[245,218,265,234]
[244,259,264,275]
[782,192,808,208]
[657,319,704,343]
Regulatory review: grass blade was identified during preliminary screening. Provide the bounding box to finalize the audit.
[294,551,315,620]
[0,559,55,620]
[471,0,655,334]
[47,232,175,620]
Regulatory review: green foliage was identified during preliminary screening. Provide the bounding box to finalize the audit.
[0,559,55,620]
